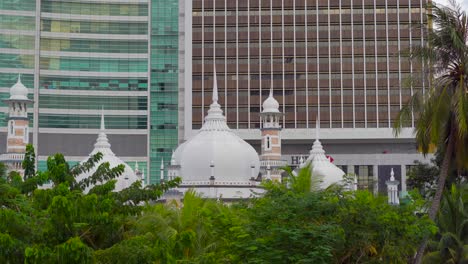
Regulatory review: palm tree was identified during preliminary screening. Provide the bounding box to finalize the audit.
[423,184,468,263]
[394,1,468,262]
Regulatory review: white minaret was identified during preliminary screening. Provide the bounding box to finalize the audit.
[260,86,285,182]
[386,168,400,205]
[0,75,33,175]
[160,158,165,182]
[167,150,180,180]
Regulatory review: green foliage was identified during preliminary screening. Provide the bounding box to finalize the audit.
[0,150,180,263]
[22,144,36,179]
[424,184,468,263]
[0,154,437,263]
[0,162,7,179]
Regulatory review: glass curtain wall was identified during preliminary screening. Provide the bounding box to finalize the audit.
[149,0,179,183]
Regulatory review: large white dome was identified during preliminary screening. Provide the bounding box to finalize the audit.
[9,75,29,101]
[175,71,260,183]
[76,113,140,192]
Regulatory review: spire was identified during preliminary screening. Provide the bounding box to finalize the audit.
[135,161,139,171]
[390,168,395,181]
[315,115,320,142]
[17,74,21,84]
[201,66,229,131]
[212,66,218,103]
[269,83,273,98]
[100,107,105,131]
[94,108,111,150]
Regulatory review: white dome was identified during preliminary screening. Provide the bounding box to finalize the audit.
[262,89,280,113]
[302,139,345,189]
[301,122,345,189]
[9,75,29,100]
[174,70,260,183]
[76,113,140,192]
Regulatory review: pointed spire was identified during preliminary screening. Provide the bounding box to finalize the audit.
[269,84,273,98]
[94,107,111,150]
[212,66,218,103]
[390,168,395,181]
[100,107,105,131]
[315,115,320,141]
[17,74,21,84]
[202,66,229,131]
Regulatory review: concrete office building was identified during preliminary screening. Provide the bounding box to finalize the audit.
[0,0,189,183]
[186,0,430,193]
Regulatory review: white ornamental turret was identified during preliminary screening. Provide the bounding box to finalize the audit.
[160,158,165,182]
[386,168,400,205]
[0,75,34,176]
[259,86,285,182]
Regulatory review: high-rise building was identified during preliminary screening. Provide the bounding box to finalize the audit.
[186,0,430,193]
[1,0,432,191]
[0,0,185,183]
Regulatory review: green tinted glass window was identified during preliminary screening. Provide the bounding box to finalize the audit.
[39,95,147,111]
[39,114,147,129]
[41,1,147,16]
[39,77,147,91]
[0,73,34,88]
[0,54,34,68]
[0,15,35,31]
[0,34,35,49]
[0,0,35,11]
[41,20,147,35]
[149,0,179,182]
[40,57,147,72]
[40,38,147,53]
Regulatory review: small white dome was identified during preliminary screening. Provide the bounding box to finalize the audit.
[174,70,260,183]
[302,139,345,189]
[262,89,280,113]
[76,112,140,192]
[300,121,345,189]
[9,75,29,100]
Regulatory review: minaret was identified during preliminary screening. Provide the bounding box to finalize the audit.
[386,168,400,205]
[0,75,33,175]
[160,158,165,182]
[167,150,180,180]
[259,87,284,182]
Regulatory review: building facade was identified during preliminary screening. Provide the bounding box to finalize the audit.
[0,0,186,183]
[187,0,430,194]
[1,0,431,190]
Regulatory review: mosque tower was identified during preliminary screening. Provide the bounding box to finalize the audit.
[0,75,33,176]
[259,88,285,182]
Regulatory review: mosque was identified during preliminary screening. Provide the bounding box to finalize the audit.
[4,75,394,201]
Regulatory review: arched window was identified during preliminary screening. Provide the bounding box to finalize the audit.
[264,135,272,151]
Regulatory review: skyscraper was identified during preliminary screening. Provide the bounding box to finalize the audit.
[0,0,184,183]
[187,0,429,193]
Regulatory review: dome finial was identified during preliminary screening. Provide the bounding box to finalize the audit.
[212,66,219,103]
[390,168,395,181]
[315,115,320,141]
[17,74,21,84]
[100,107,105,131]
[94,107,111,149]
[269,82,273,98]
